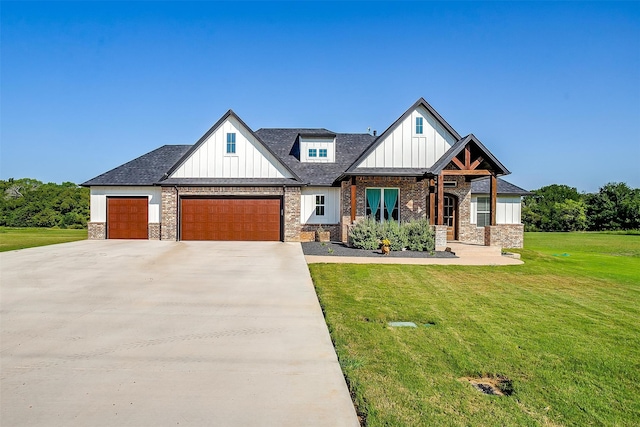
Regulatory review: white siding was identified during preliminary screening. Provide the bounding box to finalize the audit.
[170,116,293,179]
[300,187,340,224]
[300,137,335,163]
[357,105,457,169]
[470,195,522,225]
[90,186,161,223]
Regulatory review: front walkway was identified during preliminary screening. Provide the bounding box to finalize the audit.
[1,240,358,427]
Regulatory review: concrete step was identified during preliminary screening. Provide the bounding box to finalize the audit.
[446,243,502,257]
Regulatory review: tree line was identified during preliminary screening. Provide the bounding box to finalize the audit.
[0,178,89,228]
[522,182,640,232]
[1,177,638,232]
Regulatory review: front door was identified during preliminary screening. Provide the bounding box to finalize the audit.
[443,195,457,240]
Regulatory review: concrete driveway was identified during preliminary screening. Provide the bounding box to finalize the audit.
[1,240,358,427]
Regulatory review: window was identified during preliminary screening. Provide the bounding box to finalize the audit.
[443,181,457,188]
[319,149,327,158]
[226,133,236,154]
[416,117,423,134]
[365,188,399,222]
[308,148,317,157]
[315,195,325,216]
[476,196,490,227]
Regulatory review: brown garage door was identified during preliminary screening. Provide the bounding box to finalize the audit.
[181,198,281,241]
[107,197,148,239]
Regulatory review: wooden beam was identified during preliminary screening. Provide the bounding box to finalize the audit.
[490,174,497,226]
[429,179,435,225]
[464,144,471,168]
[451,157,465,170]
[350,176,357,223]
[469,156,484,170]
[441,169,491,176]
[437,174,444,225]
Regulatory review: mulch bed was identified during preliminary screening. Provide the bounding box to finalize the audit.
[301,242,457,258]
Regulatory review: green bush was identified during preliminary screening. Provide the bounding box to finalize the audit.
[349,218,381,250]
[405,219,435,251]
[349,218,434,252]
[381,220,408,251]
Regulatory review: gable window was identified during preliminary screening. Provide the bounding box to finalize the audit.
[365,188,399,222]
[308,148,317,157]
[416,117,423,134]
[476,196,490,227]
[226,133,236,154]
[319,149,327,158]
[315,195,325,216]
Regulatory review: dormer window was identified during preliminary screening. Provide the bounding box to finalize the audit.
[416,117,423,134]
[300,134,336,163]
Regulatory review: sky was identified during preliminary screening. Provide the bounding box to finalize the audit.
[1,1,639,193]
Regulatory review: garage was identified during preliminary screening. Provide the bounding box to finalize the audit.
[107,197,149,239]
[181,198,281,241]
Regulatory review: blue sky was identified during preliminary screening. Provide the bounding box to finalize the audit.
[1,1,638,193]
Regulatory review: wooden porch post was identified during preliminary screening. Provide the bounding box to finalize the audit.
[350,176,357,223]
[490,174,497,226]
[429,178,435,225]
[437,174,444,225]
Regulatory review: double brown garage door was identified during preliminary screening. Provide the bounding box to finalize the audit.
[181,198,281,241]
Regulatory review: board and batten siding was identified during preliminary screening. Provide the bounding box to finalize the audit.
[171,116,292,179]
[470,195,522,225]
[357,105,457,169]
[90,186,161,223]
[300,187,340,224]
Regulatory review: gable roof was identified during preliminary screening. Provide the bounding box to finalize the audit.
[430,133,510,176]
[256,129,374,186]
[347,98,462,173]
[163,109,302,182]
[471,177,531,195]
[81,145,191,186]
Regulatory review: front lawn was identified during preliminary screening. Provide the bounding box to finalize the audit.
[309,232,640,426]
[0,227,87,252]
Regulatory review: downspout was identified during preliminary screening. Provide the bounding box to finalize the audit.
[174,185,180,241]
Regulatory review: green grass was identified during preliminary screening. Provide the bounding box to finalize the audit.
[309,232,640,426]
[0,227,87,252]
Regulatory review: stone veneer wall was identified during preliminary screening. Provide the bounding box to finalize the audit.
[160,186,302,241]
[88,222,106,240]
[148,223,161,240]
[484,224,524,248]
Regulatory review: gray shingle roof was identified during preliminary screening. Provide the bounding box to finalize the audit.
[255,129,375,186]
[82,145,191,186]
[471,177,531,195]
[342,168,428,176]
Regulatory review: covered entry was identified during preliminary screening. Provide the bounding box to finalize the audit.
[180,198,281,241]
[107,197,148,239]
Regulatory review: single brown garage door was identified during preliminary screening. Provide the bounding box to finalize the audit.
[181,198,281,241]
[107,197,148,239]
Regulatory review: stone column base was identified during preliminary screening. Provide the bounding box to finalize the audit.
[433,225,447,251]
[88,222,106,240]
[149,223,161,240]
[484,224,524,248]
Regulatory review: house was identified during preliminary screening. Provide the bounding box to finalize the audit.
[82,98,528,248]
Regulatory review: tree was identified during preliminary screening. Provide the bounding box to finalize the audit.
[585,182,640,231]
[522,184,583,231]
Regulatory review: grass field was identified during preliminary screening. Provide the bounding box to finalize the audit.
[309,232,640,426]
[0,227,87,252]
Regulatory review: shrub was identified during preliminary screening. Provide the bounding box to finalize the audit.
[349,218,434,252]
[349,218,381,250]
[405,219,435,251]
[380,220,408,251]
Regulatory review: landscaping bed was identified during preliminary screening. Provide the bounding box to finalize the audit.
[301,241,456,258]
